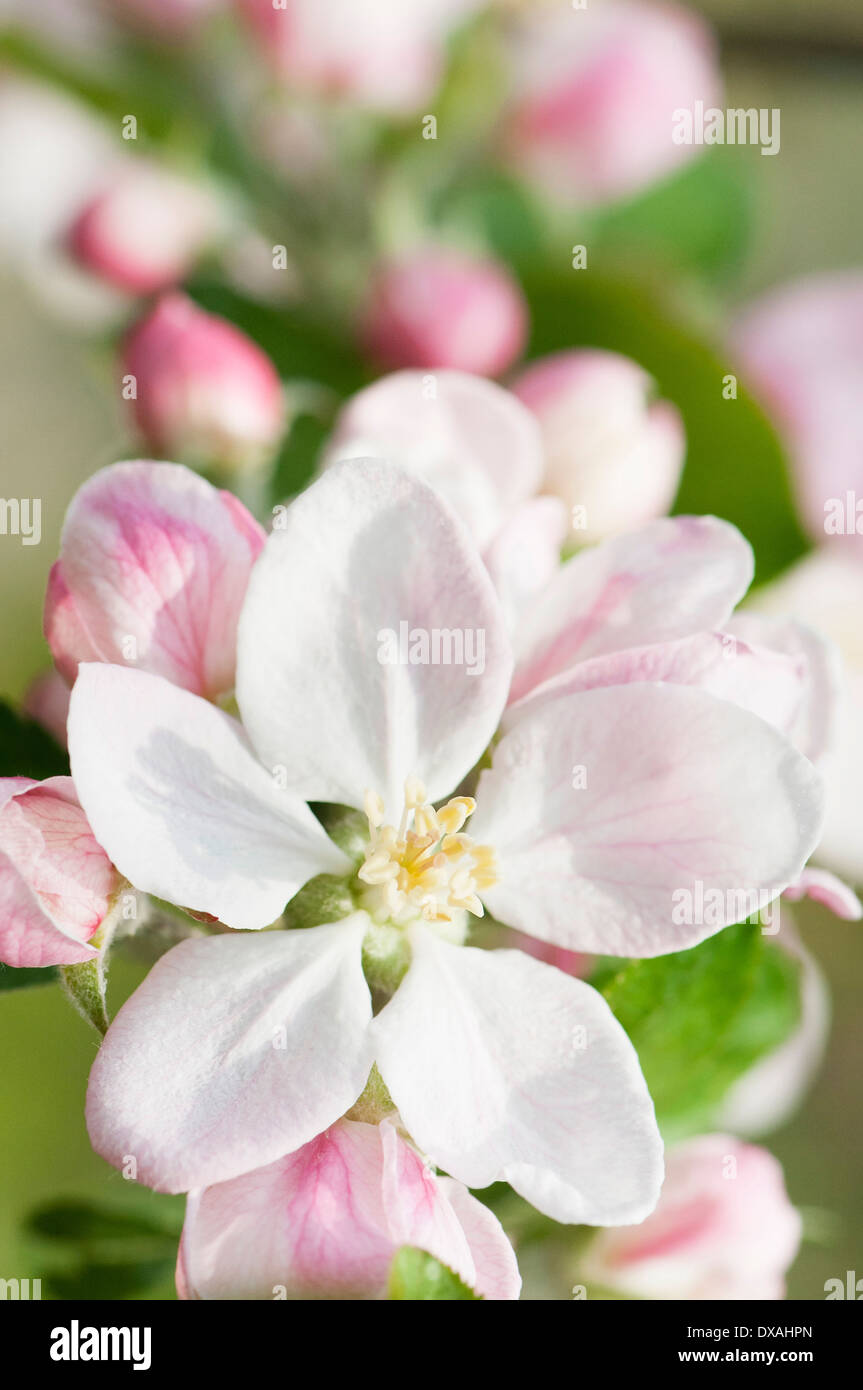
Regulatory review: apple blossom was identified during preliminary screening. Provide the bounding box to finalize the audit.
[23,670,71,748]
[0,776,118,968]
[582,1134,801,1300]
[322,369,545,549]
[510,349,685,542]
[235,0,481,115]
[359,250,529,378]
[67,165,222,296]
[122,293,285,471]
[732,272,863,550]
[176,1118,521,1300]
[501,1,723,206]
[45,460,265,700]
[67,461,822,1210]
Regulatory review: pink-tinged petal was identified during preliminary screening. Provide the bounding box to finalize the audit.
[87,919,374,1193]
[22,670,71,748]
[728,612,841,766]
[784,867,862,920]
[177,1116,516,1300]
[502,1,722,206]
[0,775,116,967]
[237,459,512,816]
[46,460,265,699]
[323,369,544,548]
[374,930,663,1225]
[505,630,805,738]
[509,516,753,704]
[473,683,824,957]
[436,1179,522,1301]
[68,665,348,930]
[483,496,568,634]
[583,1134,801,1301]
[511,350,685,541]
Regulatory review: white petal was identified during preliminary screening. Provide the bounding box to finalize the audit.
[474,683,824,956]
[68,664,348,930]
[374,929,663,1225]
[86,918,374,1192]
[237,459,512,814]
[510,515,753,703]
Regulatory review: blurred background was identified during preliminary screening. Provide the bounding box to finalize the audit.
[0,0,861,1299]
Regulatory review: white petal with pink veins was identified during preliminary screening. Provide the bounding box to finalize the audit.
[474,683,824,956]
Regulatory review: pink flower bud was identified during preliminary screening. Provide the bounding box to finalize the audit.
[502,1,723,206]
[67,166,221,296]
[511,349,684,541]
[122,293,285,470]
[583,1134,801,1300]
[732,272,863,550]
[176,1118,521,1299]
[0,776,118,968]
[45,460,266,700]
[235,0,481,114]
[360,250,528,378]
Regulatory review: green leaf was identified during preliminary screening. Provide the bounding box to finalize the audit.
[24,1196,184,1301]
[0,964,58,993]
[389,1246,481,1300]
[521,270,810,585]
[602,923,802,1142]
[591,148,754,280]
[0,700,69,779]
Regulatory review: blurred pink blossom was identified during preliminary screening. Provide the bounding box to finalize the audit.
[235,0,480,113]
[359,249,528,378]
[502,0,723,206]
[107,0,224,39]
[176,1118,521,1300]
[733,272,863,550]
[0,776,118,968]
[67,166,223,295]
[511,349,685,541]
[122,293,285,470]
[583,1134,801,1300]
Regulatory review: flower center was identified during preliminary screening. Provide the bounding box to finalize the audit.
[357,775,498,928]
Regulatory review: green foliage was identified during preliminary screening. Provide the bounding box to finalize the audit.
[0,700,69,780]
[602,923,802,1141]
[389,1246,481,1300]
[0,964,58,993]
[23,1196,184,1300]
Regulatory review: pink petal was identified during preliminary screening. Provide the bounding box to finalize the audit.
[509,516,753,705]
[45,460,265,699]
[0,775,115,967]
[783,867,862,920]
[176,1118,518,1299]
